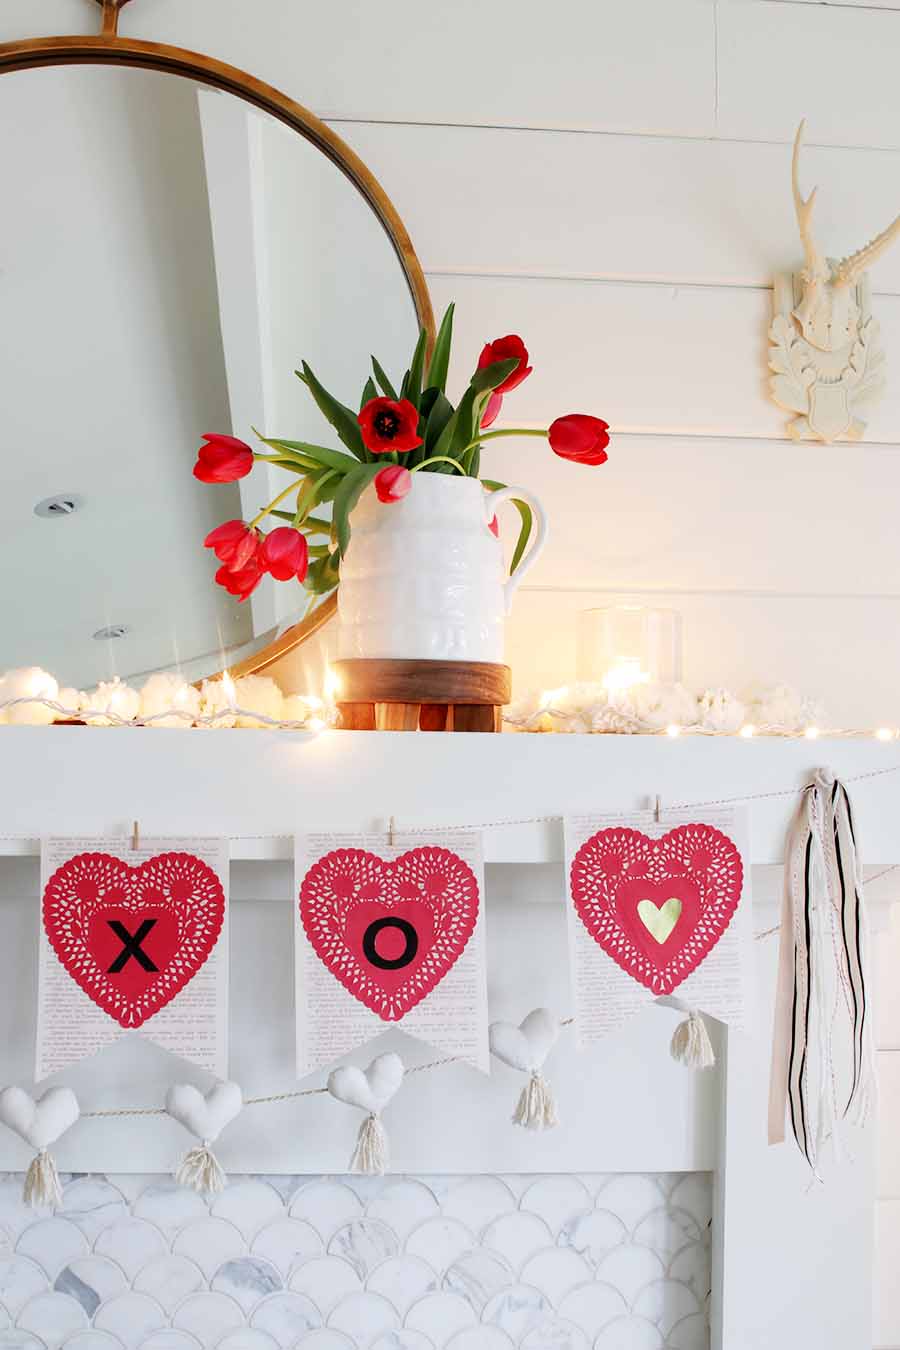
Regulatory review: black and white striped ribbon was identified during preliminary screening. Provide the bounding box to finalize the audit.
[768,770,875,1172]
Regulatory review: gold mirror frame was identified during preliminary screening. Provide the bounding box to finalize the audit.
[0,2,435,679]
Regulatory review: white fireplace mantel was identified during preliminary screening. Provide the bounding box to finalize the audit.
[0,727,893,1350]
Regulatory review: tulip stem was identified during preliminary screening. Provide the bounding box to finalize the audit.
[454,427,548,460]
[249,480,303,529]
[409,456,467,476]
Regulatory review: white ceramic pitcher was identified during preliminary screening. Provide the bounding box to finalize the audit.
[337,473,548,662]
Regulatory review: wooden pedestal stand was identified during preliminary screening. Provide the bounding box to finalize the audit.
[333,659,511,732]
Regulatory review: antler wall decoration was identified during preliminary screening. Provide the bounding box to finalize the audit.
[769,120,900,443]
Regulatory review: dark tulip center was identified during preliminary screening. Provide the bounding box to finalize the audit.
[373,410,401,440]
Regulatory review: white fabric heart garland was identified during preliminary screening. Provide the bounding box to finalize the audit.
[165,1081,243,1195]
[489,1008,560,1130]
[0,1086,80,1207]
[327,1053,404,1175]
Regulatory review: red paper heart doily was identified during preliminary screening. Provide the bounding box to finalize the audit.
[570,823,743,995]
[299,846,479,1021]
[43,852,225,1028]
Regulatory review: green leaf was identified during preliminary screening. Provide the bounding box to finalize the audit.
[425,302,455,394]
[297,362,368,461]
[471,357,518,396]
[371,355,399,400]
[481,479,533,575]
[257,434,359,476]
[304,550,341,596]
[292,469,340,527]
[431,358,519,470]
[331,462,382,557]
[401,328,428,408]
[360,376,378,411]
[423,391,454,455]
[268,510,334,534]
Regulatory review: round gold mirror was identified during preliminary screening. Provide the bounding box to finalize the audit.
[0,2,433,691]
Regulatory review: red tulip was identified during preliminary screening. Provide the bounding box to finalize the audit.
[375,464,412,504]
[358,397,423,454]
[260,526,309,583]
[487,514,499,537]
[215,559,263,602]
[481,390,503,429]
[549,414,610,466]
[477,335,532,394]
[194,434,254,483]
[204,519,260,571]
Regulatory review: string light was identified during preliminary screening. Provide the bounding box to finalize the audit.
[739,724,756,739]
[876,728,897,742]
[666,724,681,738]
[804,726,819,739]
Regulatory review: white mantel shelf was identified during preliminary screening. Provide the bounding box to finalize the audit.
[1,726,900,865]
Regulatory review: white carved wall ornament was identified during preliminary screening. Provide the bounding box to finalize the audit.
[769,120,900,443]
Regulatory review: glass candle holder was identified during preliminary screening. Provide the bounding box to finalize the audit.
[576,603,683,692]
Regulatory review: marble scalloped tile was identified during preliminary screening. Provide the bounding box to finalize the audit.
[0,1257,53,1319]
[445,1330,514,1350]
[364,1183,439,1242]
[91,1291,166,1347]
[631,1278,702,1336]
[56,1183,128,1245]
[216,1331,282,1350]
[519,1318,591,1350]
[559,1208,628,1271]
[139,1332,203,1350]
[289,1184,363,1241]
[365,1254,436,1316]
[556,1281,630,1339]
[324,1290,399,1344]
[248,1291,322,1345]
[54,1257,127,1316]
[519,1178,593,1237]
[327,1221,397,1282]
[288,1258,361,1317]
[0,1334,45,1349]
[592,1314,665,1349]
[132,1256,204,1316]
[292,1332,355,1349]
[632,1207,703,1259]
[171,1291,245,1343]
[403,1290,476,1342]
[130,1186,208,1244]
[594,1244,667,1303]
[666,1310,710,1350]
[0,1179,49,1242]
[60,1333,124,1350]
[15,1289,89,1346]
[482,1212,553,1271]
[403,1219,475,1275]
[667,1241,711,1298]
[442,1248,514,1313]
[440,1179,516,1237]
[518,1248,591,1306]
[482,1283,553,1341]
[15,1221,90,1281]
[211,1258,283,1315]
[250,1219,321,1278]
[669,1175,713,1230]
[171,1219,246,1281]
[594,1177,668,1233]
[370,1331,434,1350]
[93,1222,167,1282]
[212,1184,286,1242]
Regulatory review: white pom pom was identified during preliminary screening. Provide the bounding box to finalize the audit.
[670,1009,715,1069]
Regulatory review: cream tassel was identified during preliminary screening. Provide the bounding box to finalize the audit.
[23,1149,62,1208]
[512,1071,559,1130]
[670,1009,716,1069]
[175,1141,226,1195]
[349,1112,388,1175]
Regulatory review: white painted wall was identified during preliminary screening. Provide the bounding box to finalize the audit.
[3,0,900,1342]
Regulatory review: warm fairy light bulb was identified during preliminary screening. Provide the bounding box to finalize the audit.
[540,685,569,709]
[666,724,681,738]
[306,716,326,733]
[804,726,819,739]
[221,671,236,707]
[324,666,342,702]
[876,727,895,742]
[739,724,756,738]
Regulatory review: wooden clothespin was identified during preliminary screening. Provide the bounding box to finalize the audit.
[131,820,140,851]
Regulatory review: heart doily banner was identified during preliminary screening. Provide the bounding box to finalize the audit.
[296,830,489,1075]
[37,837,229,1080]
[564,807,753,1043]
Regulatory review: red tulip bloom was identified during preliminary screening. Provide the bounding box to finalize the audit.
[482,390,503,429]
[375,464,412,504]
[549,414,610,466]
[487,514,499,537]
[215,559,262,602]
[358,397,422,454]
[194,433,254,483]
[260,526,309,583]
[477,335,532,394]
[204,519,260,572]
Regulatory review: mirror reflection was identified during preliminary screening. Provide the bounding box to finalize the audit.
[0,65,419,688]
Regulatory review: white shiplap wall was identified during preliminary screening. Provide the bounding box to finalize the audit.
[4,0,900,1342]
